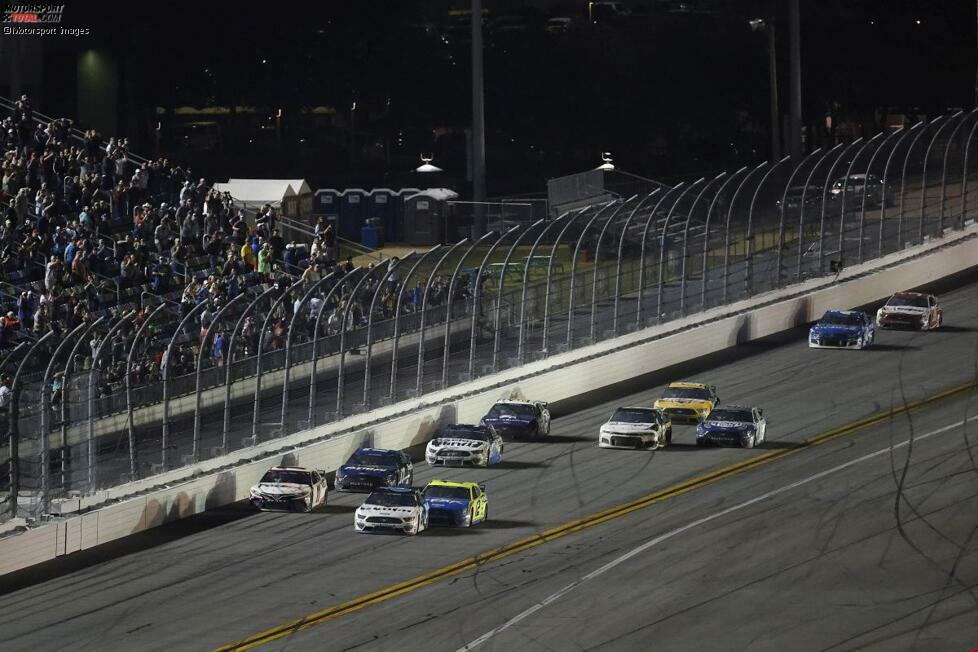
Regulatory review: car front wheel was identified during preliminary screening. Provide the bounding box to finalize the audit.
[742,433,755,449]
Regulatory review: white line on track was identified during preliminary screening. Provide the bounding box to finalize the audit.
[457,413,977,651]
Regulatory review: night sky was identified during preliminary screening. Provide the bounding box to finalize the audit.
[26,0,978,194]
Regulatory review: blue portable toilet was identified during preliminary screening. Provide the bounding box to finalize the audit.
[338,189,368,241]
[368,188,397,245]
[315,189,341,221]
[391,187,420,242]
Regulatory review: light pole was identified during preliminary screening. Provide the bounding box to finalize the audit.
[750,18,780,161]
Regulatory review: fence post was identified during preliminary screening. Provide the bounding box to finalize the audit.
[469,229,518,378]
[490,223,543,372]
[795,145,841,281]
[517,217,567,364]
[223,286,274,452]
[701,168,747,311]
[940,109,978,234]
[252,280,304,442]
[876,123,921,259]
[7,332,54,518]
[124,303,167,479]
[655,180,704,321]
[816,138,863,273]
[612,192,659,332]
[679,173,726,316]
[836,134,883,264]
[898,117,942,248]
[919,112,962,242]
[745,157,790,297]
[60,318,104,495]
[309,269,360,426]
[857,129,904,263]
[960,118,978,229]
[445,234,495,383]
[192,294,244,460]
[362,260,412,410]
[87,313,134,492]
[337,266,387,414]
[586,196,638,342]
[389,247,441,401]
[283,272,340,434]
[635,186,685,328]
[721,163,767,304]
[774,148,821,285]
[161,300,210,470]
[40,323,87,513]
[417,240,468,395]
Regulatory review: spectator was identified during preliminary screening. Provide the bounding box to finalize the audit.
[212,330,225,366]
[257,243,273,278]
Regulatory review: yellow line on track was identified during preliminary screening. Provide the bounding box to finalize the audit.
[215,379,978,651]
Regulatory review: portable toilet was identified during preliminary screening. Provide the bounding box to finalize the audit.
[392,187,420,242]
[338,189,368,241]
[403,188,458,245]
[368,188,397,245]
[315,189,341,221]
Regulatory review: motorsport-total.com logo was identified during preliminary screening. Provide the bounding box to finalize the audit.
[3,3,90,36]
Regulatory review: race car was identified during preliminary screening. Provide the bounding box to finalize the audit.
[696,405,767,448]
[598,406,672,450]
[480,399,551,440]
[876,291,942,330]
[425,424,504,467]
[653,381,720,425]
[808,310,875,349]
[334,448,414,493]
[354,487,428,535]
[249,466,329,512]
[422,480,488,527]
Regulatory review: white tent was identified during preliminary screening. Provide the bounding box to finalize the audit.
[212,178,311,207]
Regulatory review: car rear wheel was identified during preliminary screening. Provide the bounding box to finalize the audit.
[665,427,673,445]
[742,434,755,449]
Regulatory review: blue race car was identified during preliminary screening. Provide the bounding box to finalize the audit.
[696,406,767,449]
[479,400,551,440]
[808,310,875,350]
[421,480,488,527]
[334,448,414,493]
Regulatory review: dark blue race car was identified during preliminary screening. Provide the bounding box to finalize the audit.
[334,448,414,492]
[479,400,551,440]
[808,310,875,350]
[696,406,768,449]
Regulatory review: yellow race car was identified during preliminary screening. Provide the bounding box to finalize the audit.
[421,480,488,527]
[653,381,719,425]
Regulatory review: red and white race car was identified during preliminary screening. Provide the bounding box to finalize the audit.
[876,291,942,330]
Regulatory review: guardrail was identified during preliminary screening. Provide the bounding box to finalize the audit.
[4,110,978,523]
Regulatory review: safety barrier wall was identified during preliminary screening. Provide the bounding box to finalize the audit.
[2,222,977,576]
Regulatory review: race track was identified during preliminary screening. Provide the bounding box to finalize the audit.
[2,278,978,652]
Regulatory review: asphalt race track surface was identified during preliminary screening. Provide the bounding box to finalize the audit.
[2,278,978,652]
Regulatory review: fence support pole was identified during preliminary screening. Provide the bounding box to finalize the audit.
[252,281,304,442]
[857,130,904,263]
[161,300,211,470]
[337,267,387,414]
[59,318,104,495]
[919,112,963,242]
[469,228,518,377]
[516,215,568,363]
[444,234,495,384]
[774,148,821,285]
[876,123,921,259]
[836,134,883,263]
[636,186,685,328]
[362,259,412,410]
[417,240,468,395]
[192,294,244,460]
[960,118,978,229]
[939,109,978,234]
[87,313,133,492]
[898,117,942,248]
[657,179,705,320]
[721,163,768,304]
[816,138,863,273]
[612,193,659,332]
[701,168,747,311]
[309,269,360,426]
[223,287,274,451]
[490,223,543,371]
[795,145,842,280]
[745,157,790,297]
[588,196,639,341]
[389,247,441,401]
[124,304,167,479]
[7,332,54,517]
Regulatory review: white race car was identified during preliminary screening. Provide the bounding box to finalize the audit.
[425,424,504,467]
[354,487,428,535]
[876,291,942,330]
[599,406,673,450]
[249,466,329,512]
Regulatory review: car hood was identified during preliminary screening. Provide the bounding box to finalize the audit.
[339,465,395,477]
[700,421,753,432]
[356,504,420,518]
[428,438,488,449]
[602,422,657,433]
[654,398,712,411]
[810,324,863,335]
[483,416,533,427]
[424,497,471,511]
[251,482,309,496]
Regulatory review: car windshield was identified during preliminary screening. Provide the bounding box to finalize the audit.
[887,295,928,308]
[661,386,711,400]
[347,451,399,467]
[485,404,536,419]
[259,469,311,485]
[441,426,490,441]
[820,312,861,326]
[366,491,417,507]
[610,408,660,424]
[424,486,471,500]
[707,409,753,423]
[832,178,870,190]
